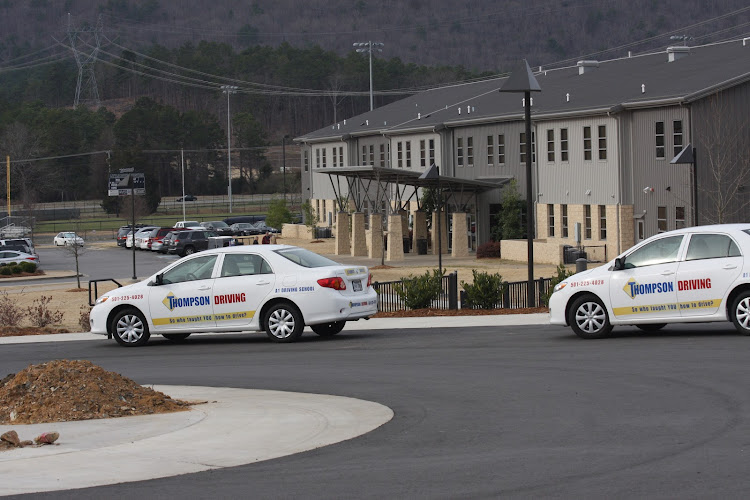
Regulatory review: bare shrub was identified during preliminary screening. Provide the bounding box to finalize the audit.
[0,291,24,327]
[78,305,91,332]
[26,296,64,328]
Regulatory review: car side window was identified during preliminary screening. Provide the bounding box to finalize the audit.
[686,234,742,261]
[220,254,273,278]
[161,255,217,284]
[624,235,684,269]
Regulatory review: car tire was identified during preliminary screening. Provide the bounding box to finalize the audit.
[264,302,303,343]
[111,308,150,347]
[183,246,195,256]
[162,333,191,341]
[636,323,666,332]
[568,294,612,339]
[730,291,750,335]
[311,321,345,337]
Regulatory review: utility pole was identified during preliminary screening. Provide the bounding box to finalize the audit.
[221,85,238,213]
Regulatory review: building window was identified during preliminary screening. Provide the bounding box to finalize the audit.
[397,142,403,168]
[457,137,464,166]
[520,132,535,163]
[547,129,555,162]
[362,145,367,165]
[548,204,555,237]
[560,128,568,161]
[599,205,606,240]
[658,206,667,232]
[467,137,474,166]
[598,125,607,160]
[315,149,320,168]
[387,143,390,167]
[487,135,494,166]
[583,126,592,160]
[656,121,665,159]
[675,206,685,229]
[406,141,412,168]
[304,150,309,171]
[420,140,426,168]
[584,205,592,239]
[673,120,683,157]
[498,134,505,164]
[380,144,385,167]
[338,147,343,167]
[428,139,435,166]
[333,147,338,168]
[562,205,568,238]
[369,145,374,166]
[322,148,327,168]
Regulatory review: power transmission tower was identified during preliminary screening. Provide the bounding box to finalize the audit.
[67,13,102,108]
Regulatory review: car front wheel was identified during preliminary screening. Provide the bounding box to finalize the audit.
[264,303,303,343]
[311,321,345,337]
[568,294,612,339]
[112,308,150,347]
[730,291,750,335]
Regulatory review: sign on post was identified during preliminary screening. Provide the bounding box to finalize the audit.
[108,173,145,196]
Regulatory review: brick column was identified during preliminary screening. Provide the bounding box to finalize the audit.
[386,213,404,262]
[412,211,428,254]
[334,212,350,255]
[350,212,367,256]
[431,210,448,255]
[451,212,469,257]
[368,213,383,259]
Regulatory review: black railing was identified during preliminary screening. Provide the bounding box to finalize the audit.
[373,274,552,312]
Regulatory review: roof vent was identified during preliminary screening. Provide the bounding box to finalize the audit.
[667,46,690,62]
[577,60,599,75]
[418,113,421,120]
[343,119,346,125]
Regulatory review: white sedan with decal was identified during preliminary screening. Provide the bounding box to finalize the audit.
[89,245,378,346]
[549,224,750,338]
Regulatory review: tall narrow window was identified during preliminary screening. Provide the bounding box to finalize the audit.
[380,144,385,167]
[656,121,665,159]
[548,204,555,237]
[322,148,327,168]
[315,149,320,168]
[467,137,474,166]
[657,206,667,232]
[547,129,555,162]
[598,125,607,160]
[584,205,592,239]
[333,148,338,168]
[560,128,568,161]
[675,206,685,229]
[428,139,435,166]
[599,205,606,240]
[457,137,464,166]
[406,141,412,168]
[397,142,403,168]
[673,120,683,157]
[304,150,309,171]
[387,143,390,167]
[520,132,535,162]
[562,205,568,238]
[339,147,344,167]
[420,139,426,168]
[498,134,505,164]
[362,145,367,165]
[583,126,592,160]
[369,145,374,166]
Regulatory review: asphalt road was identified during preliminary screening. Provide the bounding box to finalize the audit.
[4,322,750,498]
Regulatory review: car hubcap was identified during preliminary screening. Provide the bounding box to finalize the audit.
[575,302,606,333]
[116,315,144,343]
[269,309,295,338]
[737,298,750,329]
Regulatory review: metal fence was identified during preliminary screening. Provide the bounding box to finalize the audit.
[373,274,552,312]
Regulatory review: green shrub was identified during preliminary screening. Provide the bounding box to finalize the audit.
[9,265,22,274]
[461,270,505,309]
[19,261,36,273]
[393,269,444,310]
[541,264,575,306]
[476,241,502,259]
[0,267,11,276]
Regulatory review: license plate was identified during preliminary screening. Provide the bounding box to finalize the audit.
[352,279,362,292]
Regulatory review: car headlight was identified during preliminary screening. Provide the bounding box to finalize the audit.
[95,296,109,305]
[552,282,568,294]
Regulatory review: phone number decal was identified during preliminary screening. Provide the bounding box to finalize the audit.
[110,294,144,302]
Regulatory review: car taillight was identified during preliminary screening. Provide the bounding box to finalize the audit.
[367,273,372,288]
[317,277,346,290]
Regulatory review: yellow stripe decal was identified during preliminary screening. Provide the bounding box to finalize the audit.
[612,299,721,316]
[152,310,256,326]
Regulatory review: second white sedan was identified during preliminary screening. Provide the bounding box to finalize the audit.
[53,232,84,246]
[90,245,378,346]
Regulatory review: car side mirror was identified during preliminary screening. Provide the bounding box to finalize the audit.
[614,258,625,271]
[154,273,163,286]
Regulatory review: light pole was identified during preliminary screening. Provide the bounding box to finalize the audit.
[282,134,290,203]
[671,143,698,225]
[221,85,238,213]
[353,41,383,111]
[419,163,442,272]
[500,59,541,308]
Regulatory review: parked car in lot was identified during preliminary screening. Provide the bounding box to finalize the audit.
[230,222,263,236]
[251,222,280,234]
[1,238,35,254]
[89,245,377,346]
[143,227,178,251]
[167,229,217,257]
[549,224,750,339]
[176,195,197,202]
[174,220,202,229]
[116,225,147,247]
[131,226,158,249]
[224,215,266,226]
[156,231,176,254]
[200,221,234,237]
[0,250,39,267]
[53,232,84,247]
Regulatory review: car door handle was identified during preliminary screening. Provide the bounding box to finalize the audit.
[197,285,211,291]
[723,264,737,270]
[256,280,271,285]
[660,271,674,276]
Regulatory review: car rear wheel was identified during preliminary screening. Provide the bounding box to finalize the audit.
[311,321,345,337]
[730,291,750,335]
[183,246,195,256]
[636,323,666,332]
[162,333,191,341]
[264,303,303,343]
[112,308,150,347]
[568,294,612,339]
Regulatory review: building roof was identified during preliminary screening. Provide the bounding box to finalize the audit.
[298,39,750,143]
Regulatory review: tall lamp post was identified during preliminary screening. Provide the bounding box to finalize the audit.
[353,41,383,111]
[282,134,290,203]
[221,85,238,213]
[500,59,541,308]
[671,143,699,225]
[419,163,442,272]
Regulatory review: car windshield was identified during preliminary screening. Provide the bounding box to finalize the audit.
[275,247,339,268]
[211,222,229,228]
[63,232,75,238]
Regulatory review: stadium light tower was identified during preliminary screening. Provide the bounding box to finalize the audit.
[353,41,383,110]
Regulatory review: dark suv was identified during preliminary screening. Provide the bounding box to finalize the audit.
[200,221,233,236]
[167,230,217,257]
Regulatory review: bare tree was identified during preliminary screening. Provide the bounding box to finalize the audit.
[60,233,87,289]
[0,123,53,210]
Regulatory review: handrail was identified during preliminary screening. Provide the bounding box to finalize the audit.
[88,278,123,306]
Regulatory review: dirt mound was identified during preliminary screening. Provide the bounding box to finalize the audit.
[0,360,189,424]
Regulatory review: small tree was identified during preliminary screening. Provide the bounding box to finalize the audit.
[61,235,87,289]
[493,179,524,240]
[301,200,318,234]
[266,198,293,230]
